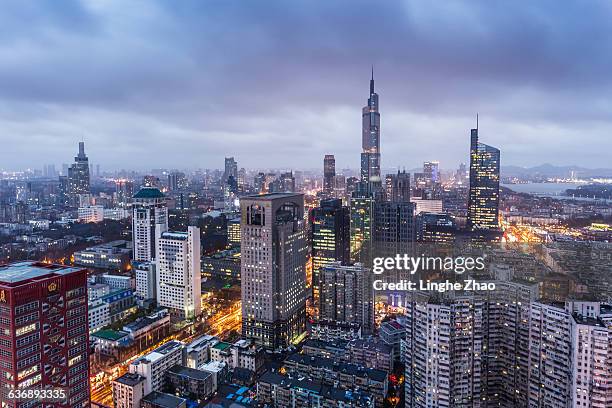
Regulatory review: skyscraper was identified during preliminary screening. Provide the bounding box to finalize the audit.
[360,68,381,191]
[0,261,91,408]
[467,121,501,233]
[223,157,238,183]
[350,183,374,262]
[156,227,201,320]
[319,262,374,334]
[423,161,440,186]
[323,154,336,197]
[310,199,350,309]
[385,170,410,202]
[68,141,90,204]
[132,187,168,262]
[240,193,308,349]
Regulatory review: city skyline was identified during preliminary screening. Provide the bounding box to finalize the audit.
[2,1,612,170]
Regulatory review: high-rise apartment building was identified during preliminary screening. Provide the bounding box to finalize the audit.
[403,286,610,408]
[156,227,201,320]
[361,68,382,191]
[240,193,308,349]
[467,123,500,233]
[0,261,90,408]
[319,262,374,334]
[132,187,168,262]
[167,172,187,192]
[323,155,336,197]
[310,199,350,309]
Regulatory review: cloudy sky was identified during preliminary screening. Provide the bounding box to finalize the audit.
[1,0,611,172]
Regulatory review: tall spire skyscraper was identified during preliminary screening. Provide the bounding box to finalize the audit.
[467,117,501,235]
[360,67,381,191]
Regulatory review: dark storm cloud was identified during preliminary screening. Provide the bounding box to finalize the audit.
[1,0,611,171]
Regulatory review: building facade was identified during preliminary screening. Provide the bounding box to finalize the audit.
[240,193,308,349]
[156,227,201,320]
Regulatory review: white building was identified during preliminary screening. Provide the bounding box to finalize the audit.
[78,205,104,223]
[88,298,110,332]
[132,187,168,262]
[156,226,201,320]
[409,198,443,215]
[129,340,184,393]
[183,335,219,369]
[133,261,156,300]
[104,208,130,221]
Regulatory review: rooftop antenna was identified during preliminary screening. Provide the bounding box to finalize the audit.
[476,113,479,132]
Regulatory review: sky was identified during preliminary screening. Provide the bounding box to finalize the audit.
[1,0,612,172]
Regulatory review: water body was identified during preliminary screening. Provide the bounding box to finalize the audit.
[501,182,584,196]
[502,182,612,203]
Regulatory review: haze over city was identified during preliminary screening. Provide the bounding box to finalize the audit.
[2,0,612,170]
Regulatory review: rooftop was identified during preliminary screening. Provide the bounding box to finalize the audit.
[168,364,212,381]
[133,340,183,365]
[213,341,232,351]
[133,187,165,199]
[114,372,146,387]
[91,329,129,342]
[141,391,186,408]
[0,261,84,286]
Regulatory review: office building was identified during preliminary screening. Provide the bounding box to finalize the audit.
[410,197,443,215]
[310,199,350,309]
[415,212,456,242]
[323,154,336,197]
[423,161,440,185]
[361,68,382,191]
[372,199,415,255]
[467,122,501,232]
[132,187,168,262]
[133,261,156,301]
[319,262,374,334]
[167,172,187,192]
[227,217,241,246]
[0,261,90,408]
[240,193,308,349]
[115,180,134,208]
[223,157,238,184]
[350,183,374,262]
[385,170,410,202]
[156,227,201,320]
[67,141,90,205]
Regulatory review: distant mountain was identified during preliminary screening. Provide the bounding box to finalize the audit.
[501,164,612,178]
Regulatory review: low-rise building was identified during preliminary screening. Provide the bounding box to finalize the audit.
[78,204,104,223]
[283,353,388,405]
[74,240,132,271]
[141,391,187,408]
[183,334,219,369]
[112,372,147,408]
[347,339,393,372]
[130,340,185,393]
[379,319,406,361]
[122,309,171,352]
[166,365,215,399]
[257,371,374,407]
